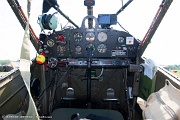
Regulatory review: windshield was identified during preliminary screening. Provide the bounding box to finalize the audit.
[0,0,180,65]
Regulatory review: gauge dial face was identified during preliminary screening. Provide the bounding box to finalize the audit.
[98,32,107,42]
[47,39,55,47]
[97,44,107,53]
[73,32,83,42]
[86,32,95,41]
[118,36,125,44]
[75,45,82,54]
[57,45,66,53]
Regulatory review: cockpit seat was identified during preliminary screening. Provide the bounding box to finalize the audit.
[50,108,124,120]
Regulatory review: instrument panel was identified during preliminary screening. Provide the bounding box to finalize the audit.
[40,15,140,68]
[42,28,140,59]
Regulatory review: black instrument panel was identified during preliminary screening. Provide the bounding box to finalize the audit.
[42,28,140,59]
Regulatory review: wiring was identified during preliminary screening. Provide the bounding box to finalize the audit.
[56,67,71,88]
[49,70,59,113]
[95,69,117,98]
[62,21,70,30]
[56,68,86,95]
[71,68,87,96]
[36,72,57,107]
[117,21,129,33]
[96,68,104,78]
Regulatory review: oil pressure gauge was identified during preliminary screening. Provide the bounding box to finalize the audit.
[98,32,107,42]
[47,39,55,47]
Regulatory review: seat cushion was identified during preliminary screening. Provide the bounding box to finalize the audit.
[50,108,124,120]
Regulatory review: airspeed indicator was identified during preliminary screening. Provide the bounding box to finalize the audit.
[98,32,107,42]
[73,32,82,42]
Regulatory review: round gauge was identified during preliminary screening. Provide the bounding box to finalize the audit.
[75,45,82,53]
[118,36,125,43]
[73,32,82,42]
[57,45,66,53]
[98,32,107,42]
[86,32,95,41]
[97,44,107,53]
[58,35,66,44]
[47,39,55,47]
[48,57,58,68]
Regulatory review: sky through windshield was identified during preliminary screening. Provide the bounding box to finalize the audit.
[0,0,180,65]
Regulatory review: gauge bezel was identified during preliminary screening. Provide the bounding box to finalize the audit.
[47,39,55,47]
[97,44,107,53]
[73,32,83,42]
[117,36,125,43]
[57,45,66,54]
[85,32,95,41]
[98,32,107,42]
[75,45,82,54]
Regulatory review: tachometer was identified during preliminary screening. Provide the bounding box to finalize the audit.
[97,44,107,53]
[73,32,82,42]
[98,32,107,42]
